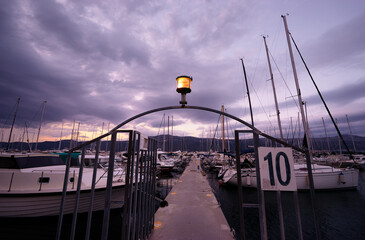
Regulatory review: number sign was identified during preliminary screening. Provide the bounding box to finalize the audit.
[258,147,297,191]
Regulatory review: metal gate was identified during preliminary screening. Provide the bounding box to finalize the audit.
[55,130,157,240]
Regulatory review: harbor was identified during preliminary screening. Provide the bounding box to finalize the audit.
[1,1,365,240]
[1,151,365,239]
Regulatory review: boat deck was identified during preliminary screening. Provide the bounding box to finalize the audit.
[150,158,234,240]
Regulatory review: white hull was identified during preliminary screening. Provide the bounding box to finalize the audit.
[224,166,359,190]
[0,153,127,217]
[0,186,125,217]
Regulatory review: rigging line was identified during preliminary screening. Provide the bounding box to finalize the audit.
[2,101,18,128]
[289,32,353,158]
[156,113,165,136]
[268,49,299,110]
[249,82,274,128]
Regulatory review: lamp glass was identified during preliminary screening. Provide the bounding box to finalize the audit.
[176,76,192,94]
[177,77,191,89]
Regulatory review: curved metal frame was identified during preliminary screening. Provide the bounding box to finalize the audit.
[71,105,305,153]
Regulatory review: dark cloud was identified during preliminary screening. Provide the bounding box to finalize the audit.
[1,1,364,141]
[298,12,365,69]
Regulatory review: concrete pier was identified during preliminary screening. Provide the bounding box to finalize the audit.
[150,157,234,240]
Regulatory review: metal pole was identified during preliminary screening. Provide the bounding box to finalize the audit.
[253,131,268,240]
[235,130,245,240]
[131,133,141,240]
[85,140,101,240]
[56,152,73,240]
[101,131,117,240]
[70,147,86,240]
[122,131,134,240]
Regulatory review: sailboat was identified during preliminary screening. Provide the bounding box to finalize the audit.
[221,17,359,190]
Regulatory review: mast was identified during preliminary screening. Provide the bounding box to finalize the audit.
[263,36,286,239]
[221,105,226,152]
[322,118,330,152]
[297,112,301,147]
[172,115,174,152]
[336,118,342,154]
[69,120,76,150]
[168,116,170,152]
[35,101,47,152]
[75,122,80,148]
[7,97,20,151]
[25,121,32,152]
[225,111,230,152]
[263,36,284,141]
[346,114,356,153]
[58,122,64,151]
[282,15,312,154]
[162,114,165,152]
[240,59,254,127]
[282,14,319,240]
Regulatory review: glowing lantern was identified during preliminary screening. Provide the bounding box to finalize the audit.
[176,75,192,105]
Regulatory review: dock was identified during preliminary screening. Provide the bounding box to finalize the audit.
[150,157,234,240]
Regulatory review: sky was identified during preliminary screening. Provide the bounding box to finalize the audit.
[1,0,365,145]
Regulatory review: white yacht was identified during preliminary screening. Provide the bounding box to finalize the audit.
[222,163,359,190]
[0,152,126,217]
[156,152,176,173]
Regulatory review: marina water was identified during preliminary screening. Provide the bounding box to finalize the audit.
[206,171,365,240]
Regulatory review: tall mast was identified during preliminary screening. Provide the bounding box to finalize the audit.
[69,120,76,150]
[75,122,80,148]
[58,122,64,151]
[225,111,230,152]
[282,14,319,240]
[240,59,254,127]
[346,114,356,153]
[172,115,174,152]
[7,98,20,151]
[322,118,330,152]
[264,36,286,239]
[263,36,284,141]
[162,114,165,152]
[25,121,32,152]
[167,116,170,152]
[297,112,301,147]
[221,105,226,152]
[35,101,47,152]
[336,118,342,154]
[282,15,312,154]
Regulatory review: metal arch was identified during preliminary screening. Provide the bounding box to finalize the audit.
[70,105,305,153]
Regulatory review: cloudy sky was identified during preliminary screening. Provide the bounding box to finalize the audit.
[1,0,365,144]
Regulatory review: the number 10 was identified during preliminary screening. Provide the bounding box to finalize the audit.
[264,151,291,186]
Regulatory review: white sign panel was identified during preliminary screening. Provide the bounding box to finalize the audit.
[258,147,297,191]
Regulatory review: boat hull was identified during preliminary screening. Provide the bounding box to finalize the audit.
[0,186,125,217]
[224,168,359,190]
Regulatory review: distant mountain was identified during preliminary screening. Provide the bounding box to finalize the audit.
[1,134,364,154]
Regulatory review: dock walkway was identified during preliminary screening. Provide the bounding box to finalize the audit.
[150,157,234,240]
